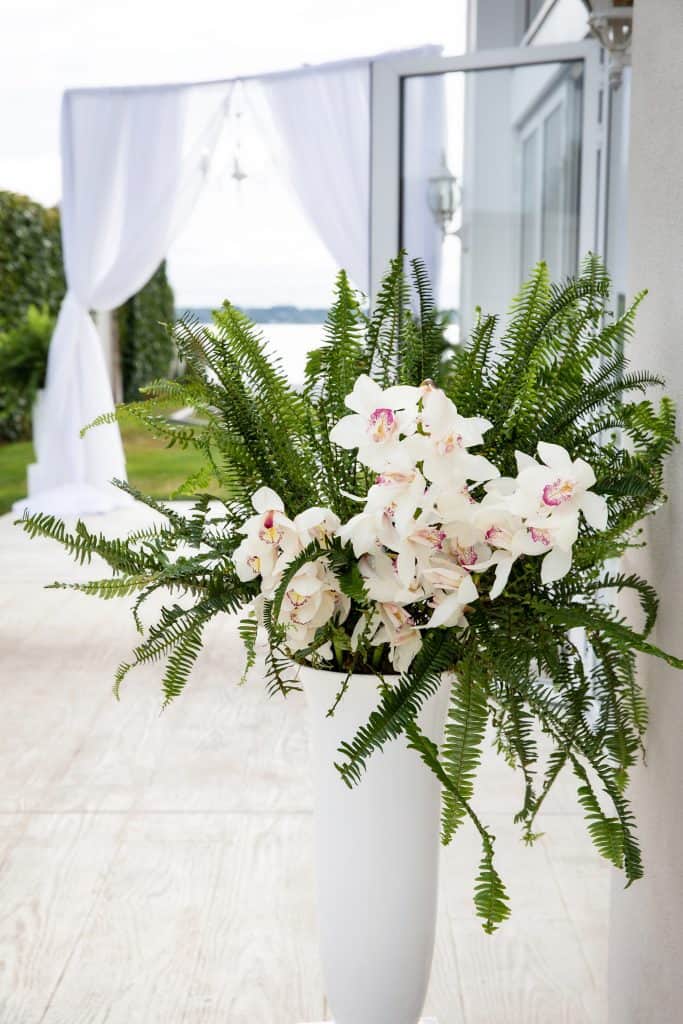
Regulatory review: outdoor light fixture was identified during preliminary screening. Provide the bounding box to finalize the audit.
[588,1,633,89]
[427,152,461,239]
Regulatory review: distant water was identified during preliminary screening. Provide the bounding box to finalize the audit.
[259,323,326,388]
[203,322,325,390]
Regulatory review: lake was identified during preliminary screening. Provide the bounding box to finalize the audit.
[204,322,325,389]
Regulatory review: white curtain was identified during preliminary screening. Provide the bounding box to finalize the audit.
[16,49,445,517]
[251,62,371,294]
[18,82,231,516]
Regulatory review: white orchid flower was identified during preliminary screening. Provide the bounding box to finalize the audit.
[364,455,428,534]
[469,507,527,599]
[520,513,579,584]
[337,505,399,558]
[394,507,449,588]
[431,480,479,523]
[422,559,479,628]
[278,561,349,653]
[366,602,423,673]
[510,442,608,530]
[293,506,341,547]
[407,388,499,485]
[329,374,420,470]
[359,550,424,604]
[233,487,300,594]
[478,493,580,594]
[441,524,492,574]
[483,513,579,593]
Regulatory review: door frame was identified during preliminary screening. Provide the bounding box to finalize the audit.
[369,40,607,301]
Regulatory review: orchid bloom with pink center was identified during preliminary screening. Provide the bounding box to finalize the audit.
[391,503,452,588]
[233,487,300,595]
[481,508,579,591]
[278,561,349,653]
[364,454,428,533]
[510,442,608,530]
[407,388,500,486]
[359,550,425,604]
[293,506,341,548]
[519,513,580,584]
[329,374,420,471]
[359,602,423,673]
[421,559,479,628]
[442,525,492,573]
[337,504,401,558]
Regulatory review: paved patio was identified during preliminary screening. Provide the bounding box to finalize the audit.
[0,503,610,1022]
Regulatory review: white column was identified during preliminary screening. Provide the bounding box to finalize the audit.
[93,309,123,404]
[608,4,683,1021]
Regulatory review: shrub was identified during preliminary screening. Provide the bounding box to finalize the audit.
[0,305,54,441]
[0,192,65,333]
[0,192,176,425]
[117,261,176,402]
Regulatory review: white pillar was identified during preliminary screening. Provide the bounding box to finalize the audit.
[608,4,683,1021]
[94,309,123,403]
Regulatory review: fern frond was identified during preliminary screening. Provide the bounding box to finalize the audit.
[336,631,459,786]
[441,670,489,843]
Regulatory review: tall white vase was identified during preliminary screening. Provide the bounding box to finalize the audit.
[300,666,450,1024]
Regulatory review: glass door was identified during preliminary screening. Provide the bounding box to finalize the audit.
[369,42,606,339]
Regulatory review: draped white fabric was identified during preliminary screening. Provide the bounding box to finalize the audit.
[251,62,371,294]
[16,49,445,517]
[17,82,231,516]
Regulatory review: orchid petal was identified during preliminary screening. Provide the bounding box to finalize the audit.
[329,413,366,450]
[345,374,380,413]
[252,486,284,513]
[515,450,538,473]
[541,545,573,584]
[537,441,573,472]
[489,554,514,599]
[580,491,608,530]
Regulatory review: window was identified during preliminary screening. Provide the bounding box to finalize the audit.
[517,64,583,281]
[398,58,585,337]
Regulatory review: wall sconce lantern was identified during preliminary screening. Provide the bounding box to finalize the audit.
[427,152,461,239]
[588,1,633,90]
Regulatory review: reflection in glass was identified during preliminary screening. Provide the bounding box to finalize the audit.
[402,61,583,340]
[521,129,540,281]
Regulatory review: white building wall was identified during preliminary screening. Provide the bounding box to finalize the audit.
[608,4,683,1019]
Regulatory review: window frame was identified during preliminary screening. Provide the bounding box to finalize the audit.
[368,40,606,303]
[516,64,584,281]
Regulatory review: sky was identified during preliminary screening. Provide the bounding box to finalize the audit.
[0,0,466,307]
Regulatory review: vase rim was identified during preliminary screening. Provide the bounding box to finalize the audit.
[294,662,400,682]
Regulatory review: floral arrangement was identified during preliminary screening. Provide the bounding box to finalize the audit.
[233,376,608,676]
[20,255,681,932]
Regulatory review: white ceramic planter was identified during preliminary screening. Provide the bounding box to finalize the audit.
[300,666,450,1024]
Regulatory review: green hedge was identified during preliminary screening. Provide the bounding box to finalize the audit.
[117,261,176,402]
[0,191,177,434]
[0,305,54,441]
[0,192,66,333]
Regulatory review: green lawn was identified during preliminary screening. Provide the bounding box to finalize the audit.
[0,410,209,515]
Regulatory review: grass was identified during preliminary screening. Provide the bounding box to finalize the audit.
[0,407,209,515]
